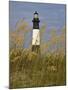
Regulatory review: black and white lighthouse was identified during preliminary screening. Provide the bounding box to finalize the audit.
[32,11,40,53]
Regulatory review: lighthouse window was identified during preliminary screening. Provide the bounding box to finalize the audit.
[34,14,38,18]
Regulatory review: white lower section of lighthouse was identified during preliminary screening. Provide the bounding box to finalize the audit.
[32,29,40,45]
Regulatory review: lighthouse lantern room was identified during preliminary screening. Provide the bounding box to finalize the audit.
[32,11,40,53]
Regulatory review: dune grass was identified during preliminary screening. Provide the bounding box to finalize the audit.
[9,48,66,89]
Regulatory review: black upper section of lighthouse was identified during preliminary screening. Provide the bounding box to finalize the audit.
[32,11,40,29]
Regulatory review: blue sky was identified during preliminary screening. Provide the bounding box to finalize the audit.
[9,1,66,48]
[9,1,66,31]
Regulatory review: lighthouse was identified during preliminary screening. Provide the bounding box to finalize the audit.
[32,11,40,53]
